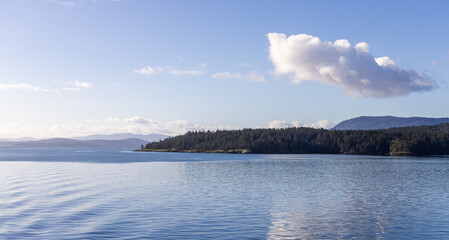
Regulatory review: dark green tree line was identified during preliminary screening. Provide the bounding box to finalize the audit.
[144,123,449,156]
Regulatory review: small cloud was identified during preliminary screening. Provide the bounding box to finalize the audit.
[303,120,335,129]
[166,119,198,130]
[133,66,158,75]
[64,80,94,91]
[170,69,204,76]
[104,117,121,123]
[0,80,94,93]
[124,116,152,125]
[133,64,205,76]
[268,120,335,129]
[0,83,58,92]
[71,80,93,89]
[197,63,208,68]
[267,33,438,98]
[211,71,266,83]
[176,56,184,62]
[268,120,294,128]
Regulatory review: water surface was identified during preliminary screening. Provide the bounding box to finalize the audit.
[1,148,449,239]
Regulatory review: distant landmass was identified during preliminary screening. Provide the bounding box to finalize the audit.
[0,133,169,148]
[140,123,449,156]
[72,133,168,142]
[0,137,38,142]
[332,116,449,130]
[0,138,148,148]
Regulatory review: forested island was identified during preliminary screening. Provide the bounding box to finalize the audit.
[140,123,449,156]
[332,116,449,130]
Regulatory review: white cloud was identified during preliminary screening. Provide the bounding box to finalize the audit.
[134,66,158,75]
[211,71,266,83]
[303,120,335,129]
[63,81,94,91]
[124,116,152,125]
[268,120,335,129]
[0,117,213,139]
[104,117,121,123]
[0,83,57,92]
[102,116,205,136]
[0,116,336,139]
[73,81,93,89]
[268,120,296,128]
[0,81,94,93]
[169,69,204,76]
[134,65,205,76]
[267,33,437,98]
[198,63,208,68]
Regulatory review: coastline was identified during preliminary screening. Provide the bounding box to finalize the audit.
[135,149,419,156]
[136,148,251,154]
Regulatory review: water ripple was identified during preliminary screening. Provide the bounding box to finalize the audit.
[1,149,449,239]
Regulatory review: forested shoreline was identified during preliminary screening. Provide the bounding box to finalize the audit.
[142,123,449,156]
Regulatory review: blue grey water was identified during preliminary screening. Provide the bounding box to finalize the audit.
[1,148,449,239]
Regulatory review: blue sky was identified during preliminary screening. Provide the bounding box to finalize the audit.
[1,0,448,138]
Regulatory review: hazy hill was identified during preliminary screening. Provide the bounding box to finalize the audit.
[0,133,169,149]
[0,138,148,148]
[332,116,449,130]
[0,137,37,142]
[72,133,168,141]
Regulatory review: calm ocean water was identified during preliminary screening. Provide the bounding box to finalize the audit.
[1,148,449,239]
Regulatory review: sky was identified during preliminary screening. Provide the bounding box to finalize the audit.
[1,0,449,138]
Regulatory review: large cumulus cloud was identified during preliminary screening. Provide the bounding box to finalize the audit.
[267,33,437,98]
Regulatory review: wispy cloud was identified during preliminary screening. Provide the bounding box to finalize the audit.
[169,69,204,76]
[197,63,208,68]
[73,81,93,89]
[0,83,58,92]
[211,71,266,83]
[124,116,152,125]
[267,33,437,98]
[0,117,213,138]
[0,115,336,139]
[0,81,94,93]
[63,81,94,91]
[133,66,158,75]
[133,64,205,76]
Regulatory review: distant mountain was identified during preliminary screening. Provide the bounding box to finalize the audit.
[0,137,38,142]
[72,133,168,142]
[0,138,148,148]
[332,116,449,130]
[0,133,169,149]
